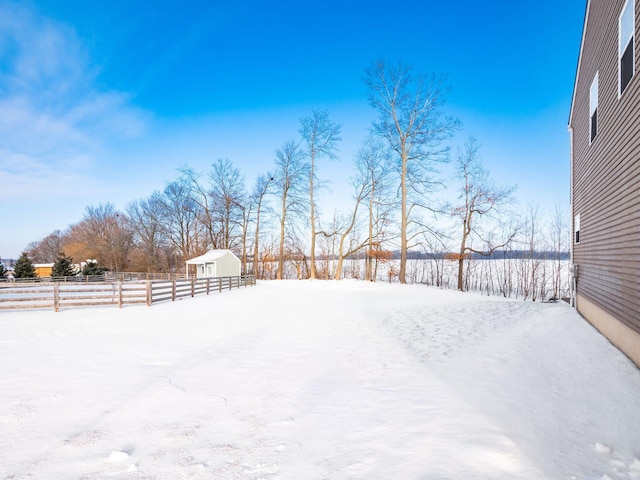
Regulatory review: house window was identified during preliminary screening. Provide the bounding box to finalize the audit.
[575,213,581,244]
[620,0,635,95]
[590,72,598,142]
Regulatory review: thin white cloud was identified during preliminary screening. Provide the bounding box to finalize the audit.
[0,1,147,200]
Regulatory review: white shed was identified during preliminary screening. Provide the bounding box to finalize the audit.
[185,250,241,278]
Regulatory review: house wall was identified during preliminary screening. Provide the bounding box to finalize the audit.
[571,0,640,360]
[34,265,53,277]
[216,253,241,277]
[577,293,640,366]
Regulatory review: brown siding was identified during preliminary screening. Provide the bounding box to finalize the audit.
[570,0,640,335]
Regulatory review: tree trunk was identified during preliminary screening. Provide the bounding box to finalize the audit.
[399,150,408,284]
[253,209,261,278]
[277,193,287,280]
[457,219,469,291]
[457,256,465,291]
[309,156,316,279]
[366,189,374,281]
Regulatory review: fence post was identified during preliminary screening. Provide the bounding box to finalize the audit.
[146,281,152,307]
[206,278,210,295]
[118,281,123,308]
[219,278,222,293]
[53,283,60,312]
[172,280,176,302]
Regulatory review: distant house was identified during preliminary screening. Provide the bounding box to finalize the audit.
[33,263,54,278]
[185,250,241,278]
[569,0,640,366]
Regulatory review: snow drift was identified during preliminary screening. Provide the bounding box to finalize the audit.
[0,280,638,479]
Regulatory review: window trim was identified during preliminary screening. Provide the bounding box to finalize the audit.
[619,0,635,97]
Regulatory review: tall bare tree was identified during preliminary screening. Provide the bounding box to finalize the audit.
[250,173,274,278]
[156,179,202,264]
[451,138,516,291]
[70,203,133,272]
[180,159,245,251]
[127,196,170,272]
[299,109,341,279]
[519,204,542,301]
[273,140,309,280]
[180,166,219,250]
[353,137,394,281]
[548,204,569,300]
[364,59,460,283]
[209,158,245,250]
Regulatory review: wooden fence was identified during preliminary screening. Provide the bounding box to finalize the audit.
[10,272,193,283]
[0,275,256,312]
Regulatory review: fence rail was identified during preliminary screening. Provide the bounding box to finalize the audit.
[0,275,255,312]
[4,272,194,284]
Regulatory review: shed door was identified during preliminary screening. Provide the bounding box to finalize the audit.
[206,263,216,277]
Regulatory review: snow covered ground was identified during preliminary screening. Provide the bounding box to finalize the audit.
[1,280,638,480]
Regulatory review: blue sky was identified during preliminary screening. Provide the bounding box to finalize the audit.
[1,0,585,259]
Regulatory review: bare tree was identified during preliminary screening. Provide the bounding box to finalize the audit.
[451,138,516,291]
[70,203,133,272]
[26,230,66,263]
[249,173,274,278]
[127,196,170,272]
[353,137,395,281]
[333,138,393,280]
[180,166,219,250]
[364,59,460,283]
[548,204,569,300]
[519,204,541,300]
[181,159,245,251]
[332,206,363,280]
[273,140,309,280]
[209,158,245,250]
[299,109,341,279]
[156,179,203,264]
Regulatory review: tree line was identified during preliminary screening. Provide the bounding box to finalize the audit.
[17,60,570,292]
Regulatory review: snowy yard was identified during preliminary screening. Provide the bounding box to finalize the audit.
[1,280,639,480]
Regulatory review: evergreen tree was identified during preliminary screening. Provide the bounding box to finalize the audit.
[82,261,105,276]
[52,252,76,278]
[0,260,6,279]
[14,252,36,278]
